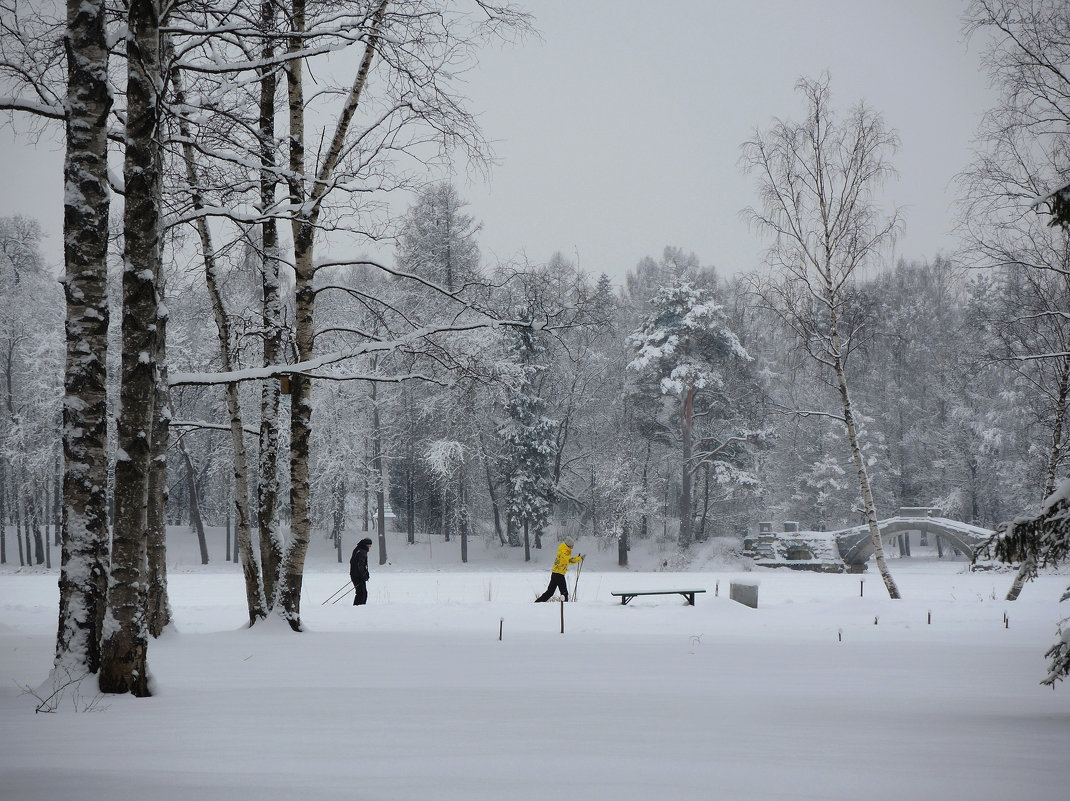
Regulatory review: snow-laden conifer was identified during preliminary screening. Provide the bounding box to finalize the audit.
[628,281,751,548]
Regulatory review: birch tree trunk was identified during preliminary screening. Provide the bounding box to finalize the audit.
[145,295,170,638]
[54,0,112,678]
[171,62,266,624]
[277,0,388,629]
[256,0,284,607]
[742,75,902,599]
[828,305,901,599]
[99,0,164,697]
[276,0,311,629]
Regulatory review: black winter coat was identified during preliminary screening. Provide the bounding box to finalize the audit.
[350,546,370,583]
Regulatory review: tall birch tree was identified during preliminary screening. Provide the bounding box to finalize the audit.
[742,74,903,599]
[55,0,112,679]
[272,0,529,629]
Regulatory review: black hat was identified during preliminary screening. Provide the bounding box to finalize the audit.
[357,538,373,549]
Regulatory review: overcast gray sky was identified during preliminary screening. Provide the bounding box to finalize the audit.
[0,0,995,283]
[458,0,995,280]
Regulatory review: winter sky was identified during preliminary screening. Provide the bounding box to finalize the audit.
[0,0,996,283]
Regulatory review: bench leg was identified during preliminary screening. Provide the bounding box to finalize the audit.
[684,592,694,605]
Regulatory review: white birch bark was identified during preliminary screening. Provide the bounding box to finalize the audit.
[145,285,170,638]
[54,0,112,678]
[277,0,388,630]
[170,61,267,625]
[256,0,284,607]
[742,75,902,599]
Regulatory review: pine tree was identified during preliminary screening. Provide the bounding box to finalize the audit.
[628,280,751,548]
[500,321,556,561]
[979,482,1070,685]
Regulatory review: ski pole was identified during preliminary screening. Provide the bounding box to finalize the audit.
[321,581,352,605]
[331,586,355,604]
[571,555,584,602]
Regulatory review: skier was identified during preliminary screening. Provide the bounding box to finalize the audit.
[350,537,372,605]
[535,536,583,602]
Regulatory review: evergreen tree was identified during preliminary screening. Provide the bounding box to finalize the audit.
[628,280,751,547]
[978,481,1070,685]
[500,319,556,561]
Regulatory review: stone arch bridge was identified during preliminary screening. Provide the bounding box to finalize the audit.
[744,508,994,572]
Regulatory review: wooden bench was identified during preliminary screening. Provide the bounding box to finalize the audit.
[610,589,706,606]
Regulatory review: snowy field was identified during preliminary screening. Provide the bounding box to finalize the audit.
[2,527,1069,801]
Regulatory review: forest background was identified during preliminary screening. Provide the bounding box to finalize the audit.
[0,0,1069,694]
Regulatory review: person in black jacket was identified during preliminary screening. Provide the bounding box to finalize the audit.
[349,538,372,605]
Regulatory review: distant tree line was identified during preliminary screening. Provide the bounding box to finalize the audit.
[0,0,1067,693]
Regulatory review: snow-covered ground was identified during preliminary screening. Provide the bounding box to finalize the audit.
[2,527,1068,800]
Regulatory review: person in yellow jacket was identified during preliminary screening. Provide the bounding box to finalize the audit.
[535,536,583,602]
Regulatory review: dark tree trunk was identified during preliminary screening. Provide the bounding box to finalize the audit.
[679,384,695,548]
[16,501,25,567]
[43,484,52,570]
[99,0,164,697]
[372,380,387,565]
[698,464,710,541]
[176,428,209,565]
[363,469,370,532]
[442,492,451,543]
[406,465,415,546]
[54,449,61,547]
[331,477,346,564]
[43,481,51,564]
[479,433,505,545]
[640,440,650,540]
[1,458,6,564]
[32,492,45,564]
[458,477,468,564]
[404,386,416,545]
